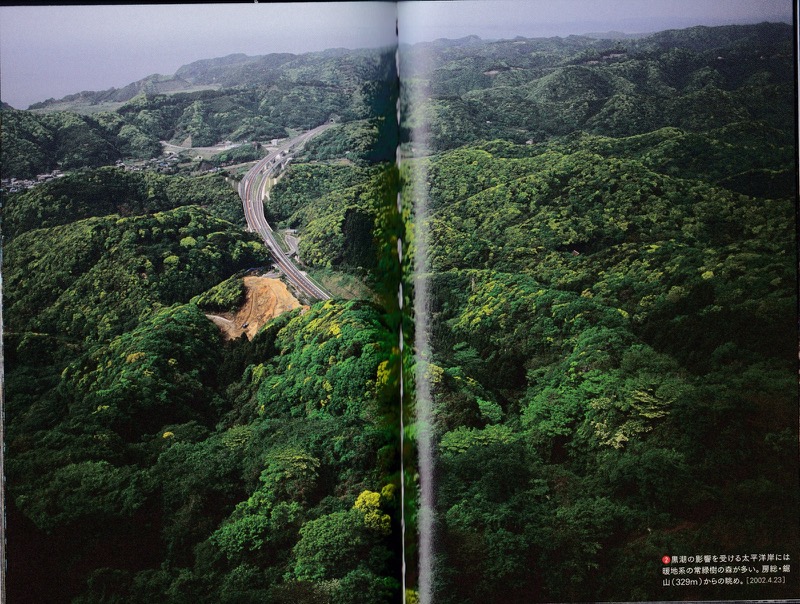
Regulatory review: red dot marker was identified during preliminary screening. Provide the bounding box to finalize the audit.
[662,555,671,564]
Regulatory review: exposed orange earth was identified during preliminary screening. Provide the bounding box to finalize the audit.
[206,276,304,340]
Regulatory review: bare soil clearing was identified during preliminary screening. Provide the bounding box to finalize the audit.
[206,276,304,340]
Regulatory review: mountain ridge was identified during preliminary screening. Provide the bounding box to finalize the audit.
[24,21,792,111]
[24,45,395,111]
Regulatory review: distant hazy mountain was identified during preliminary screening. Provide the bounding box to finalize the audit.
[582,30,648,39]
[5,22,791,180]
[173,52,297,87]
[2,45,398,178]
[27,45,393,110]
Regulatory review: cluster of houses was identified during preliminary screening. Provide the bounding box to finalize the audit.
[2,141,269,194]
[116,153,181,174]
[2,169,65,193]
[1,154,185,195]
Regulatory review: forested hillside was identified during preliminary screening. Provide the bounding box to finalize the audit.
[1,47,396,178]
[2,19,797,604]
[401,22,794,151]
[3,45,403,603]
[405,22,799,602]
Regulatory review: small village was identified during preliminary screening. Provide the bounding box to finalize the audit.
[2,151,220,195]
[1,169,65,193]
[0,157,184,194]
[113,152,182,174]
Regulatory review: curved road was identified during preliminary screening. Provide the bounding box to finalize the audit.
[238,125,332,300]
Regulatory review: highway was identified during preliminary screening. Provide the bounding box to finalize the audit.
[238,124,332,300]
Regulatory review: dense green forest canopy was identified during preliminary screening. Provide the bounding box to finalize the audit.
[405,21,799,603]
[4,165,402,603]
[3,167,246,237]
[400,22,794,152]
[1,47,397,178]
[2,20,797,604]
[3,42,403,602]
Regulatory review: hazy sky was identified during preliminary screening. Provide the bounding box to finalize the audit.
[0,3,397,109]
[399,0,794,44]
[0,1,794,109]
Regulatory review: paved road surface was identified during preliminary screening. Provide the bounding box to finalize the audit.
[238,125,331,300]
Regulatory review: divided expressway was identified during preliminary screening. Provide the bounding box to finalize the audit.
[238,124,332,300]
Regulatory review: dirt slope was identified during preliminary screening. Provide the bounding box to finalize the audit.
[207,276,303,340]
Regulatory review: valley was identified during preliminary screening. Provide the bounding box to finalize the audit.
[1,16,797,604]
